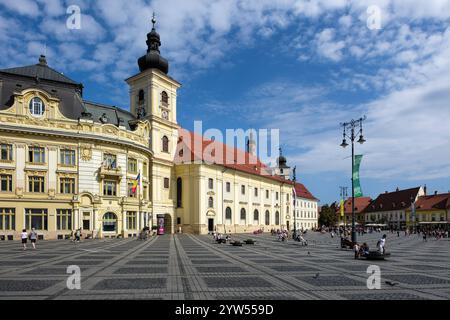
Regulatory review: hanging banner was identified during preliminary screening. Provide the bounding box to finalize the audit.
[353,155,363,198]
[340,199,345,217]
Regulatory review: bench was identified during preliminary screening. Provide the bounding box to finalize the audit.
[244,239,255,245]
[359,251,391,260]
[231,241,243,247]
[216,239,227,244]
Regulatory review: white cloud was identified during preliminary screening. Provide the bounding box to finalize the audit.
[0,0,39,17]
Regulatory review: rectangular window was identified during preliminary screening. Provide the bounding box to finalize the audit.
[25,208,48,230]
[0,144,13,161]
[128,158,137,174]
[208,178,214,189]
[56,209,72,230]
[254,188,258,197]
[241,185,245,195]
[28,176,45,193]
[266,190,269,199]
[60,149,76,166]
[28,146,45,163]
[276,192,279,200]
[143,162,148,177]
[143,186,148,200]
[126,211,137,230]
[226,182,231,193]
[0,208,15,230]
[103,154,117,169]
[164,178,170,189]
[103,180,117,196]
[59,178,75,194]
[128,182,137,198]
[0,175,12,192]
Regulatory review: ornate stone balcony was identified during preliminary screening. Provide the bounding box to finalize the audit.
[99,165,123,179]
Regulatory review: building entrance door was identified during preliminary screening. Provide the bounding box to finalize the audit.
[208,218,214,233]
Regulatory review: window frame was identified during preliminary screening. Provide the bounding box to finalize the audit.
[0,208,15,230]
[128,158,138,174]
[29,97,45,117]
[56,209,72,230]
[28,176,45,193]
[59,177,75,194]
[0,144,13,161]
[103,180,117,196]
[60,149,76,166]
[28,146,45,164]
[0,174,13,192]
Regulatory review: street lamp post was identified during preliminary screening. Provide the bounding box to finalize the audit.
[293,166,297,240]
[340,116,366,243]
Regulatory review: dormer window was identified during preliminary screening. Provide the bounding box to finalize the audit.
[29,97,45,117]
[100,113,108,124]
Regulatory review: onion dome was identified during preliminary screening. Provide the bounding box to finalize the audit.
[138,14,169,74]
[277,148,288,168]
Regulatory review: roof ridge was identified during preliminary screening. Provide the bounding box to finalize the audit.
[83,100,133,116]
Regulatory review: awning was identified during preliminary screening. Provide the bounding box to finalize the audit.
[418,221,449,225]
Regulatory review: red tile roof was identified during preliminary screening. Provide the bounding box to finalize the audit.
[174,129,318,201]
[414,193,450,211]
[336,197,372,214]
[175,129,291,184]
[294,182,318,201]
[365,187,421,213]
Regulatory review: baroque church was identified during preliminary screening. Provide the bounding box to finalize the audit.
[0,19,318,240]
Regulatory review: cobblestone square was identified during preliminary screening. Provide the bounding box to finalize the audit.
[0,232,449,300]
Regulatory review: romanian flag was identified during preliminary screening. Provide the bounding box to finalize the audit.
[132,172,140,194]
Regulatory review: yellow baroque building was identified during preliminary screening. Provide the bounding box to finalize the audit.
[0,22,318,240]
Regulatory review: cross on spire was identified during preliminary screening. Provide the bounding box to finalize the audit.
[152,12,156,30]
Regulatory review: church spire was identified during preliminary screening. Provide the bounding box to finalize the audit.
[137,13,169,74]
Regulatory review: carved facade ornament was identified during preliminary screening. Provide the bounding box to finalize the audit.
[80,145,93,161]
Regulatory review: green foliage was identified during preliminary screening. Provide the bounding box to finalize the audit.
[319,205,337,227]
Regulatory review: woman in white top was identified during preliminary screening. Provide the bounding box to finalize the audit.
[21,229,28,250]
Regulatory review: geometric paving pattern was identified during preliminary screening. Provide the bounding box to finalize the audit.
[0,232,449,300]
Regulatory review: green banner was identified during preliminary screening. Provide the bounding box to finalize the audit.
[353,155,363,198]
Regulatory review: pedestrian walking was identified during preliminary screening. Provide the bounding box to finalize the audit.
[75,229,81,243]
[29,228,38,249]
[21,229,28,250]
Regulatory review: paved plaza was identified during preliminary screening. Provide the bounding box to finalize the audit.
[0,232,449,300]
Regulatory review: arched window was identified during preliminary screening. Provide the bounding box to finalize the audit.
[161,91,169,104]
[138,90,145,104]
[253,210,259,222]
[265,210,270,226]
[240,208,246,221]
[225,207,232,223]
[103,212,117,232]
[162,136,169,153]
[208,197,214,208]
[275,211,280,225]
[176,178,182,208]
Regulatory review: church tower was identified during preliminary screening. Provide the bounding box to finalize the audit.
[126,15,181,233]
[273,148,291,180]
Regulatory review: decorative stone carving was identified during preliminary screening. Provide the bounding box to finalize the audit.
[80,145,92,161]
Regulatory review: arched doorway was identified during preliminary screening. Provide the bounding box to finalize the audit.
[103,212,117,232]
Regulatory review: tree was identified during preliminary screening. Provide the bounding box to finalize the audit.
[319,204,337,227]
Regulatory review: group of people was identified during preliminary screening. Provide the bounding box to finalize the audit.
[20,228,38,250]
[353,234,387,259]
[212,232,231,242]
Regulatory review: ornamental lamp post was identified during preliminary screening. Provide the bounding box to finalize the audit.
[340,116,366,243]
[293,166,297,240]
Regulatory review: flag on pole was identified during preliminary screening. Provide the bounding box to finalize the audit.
[132,172,140,194]
[293,185,297,205]
[353,155,364,198]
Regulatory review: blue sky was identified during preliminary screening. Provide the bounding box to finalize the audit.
[1,0,450,204]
